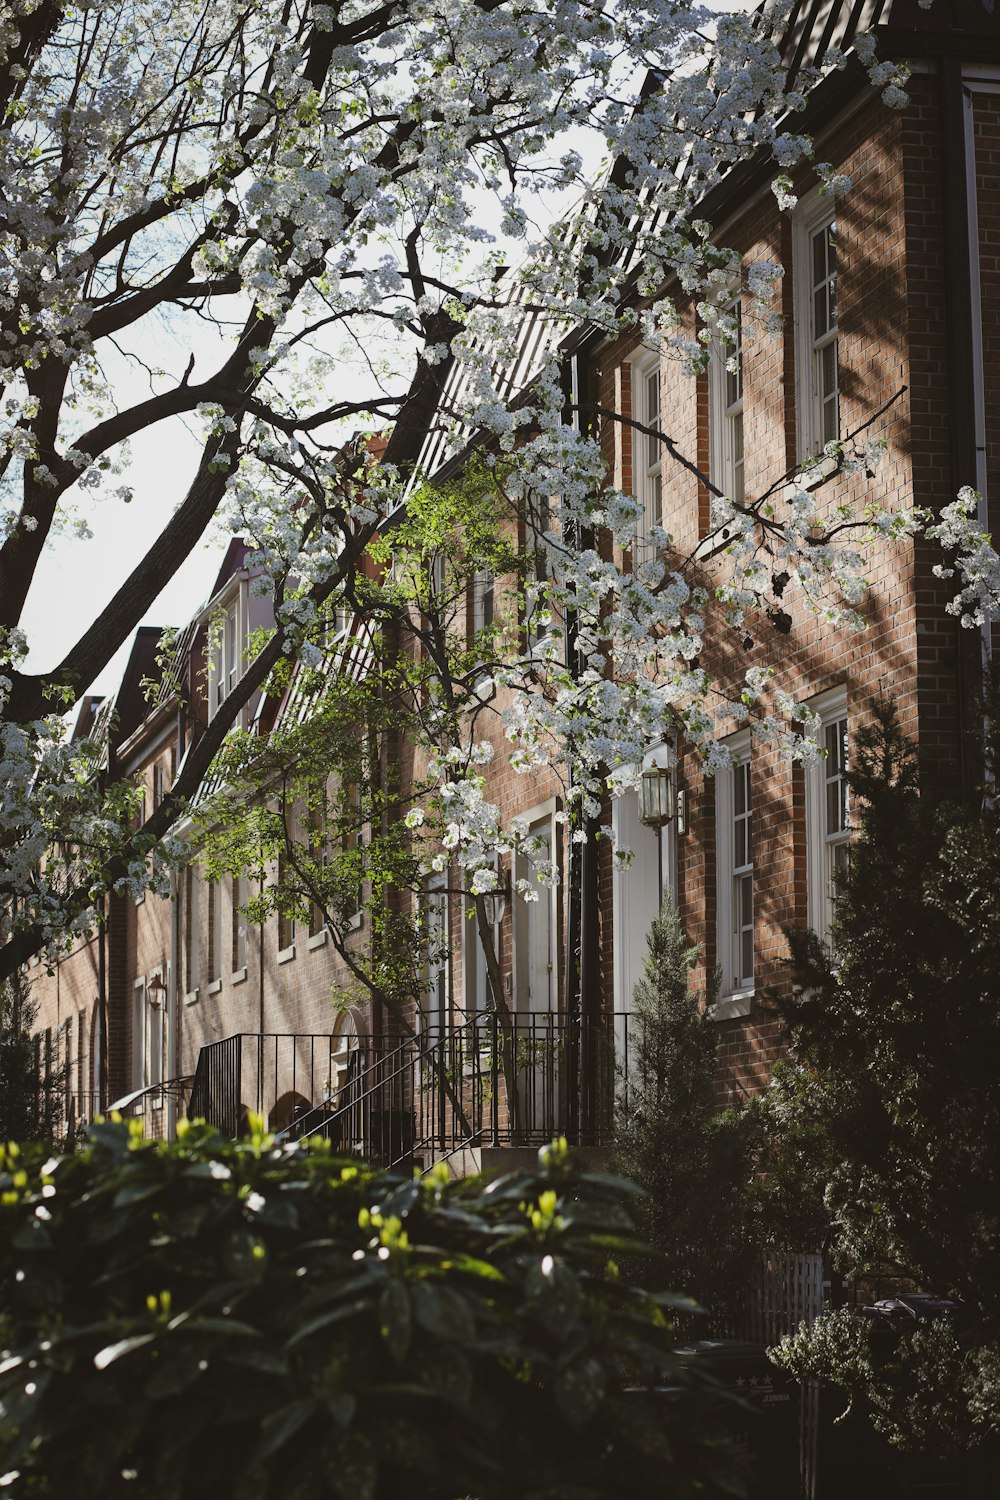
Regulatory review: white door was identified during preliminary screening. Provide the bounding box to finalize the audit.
[612,790,671,1088]
[525,827,555,1015]
[516,820,558,1135]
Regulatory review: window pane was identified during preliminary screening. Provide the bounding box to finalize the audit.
[649,474,662,530]
[646,370,660,471]
[812,224,827,288]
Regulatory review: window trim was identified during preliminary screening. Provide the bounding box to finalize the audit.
[708,297,745,509]
[207,878,223,992]
[713,729,754,1017]
[525,492,554,650]
[183,863,200,1005]
[631,351,663,544]
[231,873,249,977]
[208,589,243,722]
[804,686,850,943]
[131,977,147,1089]
[794,187,840,461]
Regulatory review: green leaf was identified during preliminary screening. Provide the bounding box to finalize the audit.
[219,1347,289,1378]
[93,1333,156,1370]
[144,1357,203,1400]
[410,1282,476,1344]
[254,1399,316,1462]
[284,1296,376,1350]
[329,1392,356,1427]
[112,1181,163,1209]
[554,1357,608,1426]
[379,1279,412,1363]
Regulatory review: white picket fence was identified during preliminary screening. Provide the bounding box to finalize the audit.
[737,1249,826,1500]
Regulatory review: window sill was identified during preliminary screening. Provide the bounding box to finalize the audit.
[307,930,328,951]
[344,912,363,934]
[694,522,741,562]
[791,452,838,491]
[184,988,200,1007]
[709,989,754,1022]
[207,978,222,996]
[278,944,296,964]
[231,966,247,986]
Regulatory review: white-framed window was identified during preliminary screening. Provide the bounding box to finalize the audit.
[794,190,839,458]
[308,804,329,942]
[277,848,295,958]
[147,970,165,1093]
[207,880,223,989]
[473,570,495,635]
[209,594,241,719]
[184,864,200,1000]
[632,355,663,540]
[709,299,744,507]
[232,874,249,974]
[337,781,364,933]
[525,493,552,649]
[805,688,850,943]
[715,730,754,1005]
[131,978,147,1089]
[513,800,560,1016]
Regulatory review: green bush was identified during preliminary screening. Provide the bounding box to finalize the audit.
[0,1122,743,1499]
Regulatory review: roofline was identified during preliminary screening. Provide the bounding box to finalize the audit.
[115,695,179,768]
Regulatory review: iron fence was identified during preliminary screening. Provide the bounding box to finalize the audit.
[187,1012,639,1168]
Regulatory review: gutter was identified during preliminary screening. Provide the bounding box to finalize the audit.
[940,55,987,789]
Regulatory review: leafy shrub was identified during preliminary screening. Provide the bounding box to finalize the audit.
[771,1309,1000,1457]
[0,1123,742,1499]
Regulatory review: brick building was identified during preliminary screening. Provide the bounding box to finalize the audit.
[28,0,1000,1165]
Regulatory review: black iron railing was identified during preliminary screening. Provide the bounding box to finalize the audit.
[188,1012,638,1170]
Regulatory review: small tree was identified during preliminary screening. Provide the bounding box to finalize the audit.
[0,968,64,1142]
[611,904,759,1332]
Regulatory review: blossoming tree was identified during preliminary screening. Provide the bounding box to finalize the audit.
[0,0,991,985]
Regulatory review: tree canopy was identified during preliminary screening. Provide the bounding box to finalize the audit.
[1,0,996,980]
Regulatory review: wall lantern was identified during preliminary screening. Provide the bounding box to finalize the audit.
[638,745,686,834]
[481,870,509,929]
[147,972,167,1010]
[638,762,675,829]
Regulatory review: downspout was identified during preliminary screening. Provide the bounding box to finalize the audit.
[940,56,986,790]
[258,870,265,1120]
[562,352,582,1144]
[569,347,602,1144]
[97,897,107,1114]
[961,78,990,666]
[166,869,179,1137]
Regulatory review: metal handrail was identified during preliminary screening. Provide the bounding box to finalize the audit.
[187,1012,636,1170]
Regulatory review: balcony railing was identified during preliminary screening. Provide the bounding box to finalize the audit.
[188,1012,639,1169]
